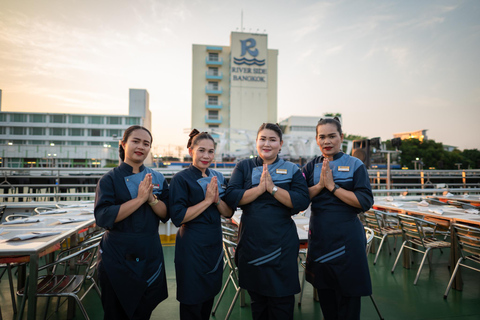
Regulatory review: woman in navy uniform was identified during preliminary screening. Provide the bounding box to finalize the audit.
[94,125,169,320]
[225,123,310,320]
[169,130,233,320]
[302,117,373,320]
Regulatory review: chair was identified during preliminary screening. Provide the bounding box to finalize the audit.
[364,227,384,320]
[0,243,62,315]
[212,238,241,320]
[16,242,100,320]
[391,214,451,285]
[444,223,480,298]
[364,210,402,265]
[297,248,308,306]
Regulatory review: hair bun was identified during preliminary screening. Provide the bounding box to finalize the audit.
[187,129,200,148]
[189,129,200,138]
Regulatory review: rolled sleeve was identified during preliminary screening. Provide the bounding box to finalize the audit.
[225,164,247,210]
[352,164,374,212]
[288,169,310,214]
[169,174,189,227]
[94,175,121,229]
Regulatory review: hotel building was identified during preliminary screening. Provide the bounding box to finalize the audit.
[191,32,278,157]
[0,89,152,168]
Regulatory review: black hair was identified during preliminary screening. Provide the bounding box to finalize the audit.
[187,129,215,148]
[118,125,153,161]
[316,117,342,136]
[257,123,283,141]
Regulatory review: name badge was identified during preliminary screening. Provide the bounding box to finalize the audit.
[338,166,350,172]
[153,184,160,189]
[276,169,288,175]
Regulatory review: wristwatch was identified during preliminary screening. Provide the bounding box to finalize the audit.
[330,184,340,195]
[149,195,159,206]
[271,186,278,196]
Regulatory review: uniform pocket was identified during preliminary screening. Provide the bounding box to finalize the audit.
[124,254,147,279]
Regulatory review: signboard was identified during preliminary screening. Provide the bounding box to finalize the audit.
[230,32,268,88]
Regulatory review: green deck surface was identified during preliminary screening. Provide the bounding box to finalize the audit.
[1,239,479,319]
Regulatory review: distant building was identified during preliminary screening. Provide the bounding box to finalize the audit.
[191,31,278,156]
[0,89,151,168]
[278,115,351,161]
[393,129,428,142]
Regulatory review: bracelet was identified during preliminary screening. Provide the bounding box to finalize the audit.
[148,195,159,206]
[214,199,221,206]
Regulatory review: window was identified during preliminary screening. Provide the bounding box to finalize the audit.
[68,141,84,145]
[30,114,46,123]
[208,67,219,76]
[30,140,46,145]
[0,114,6,122]
[208,110,219,120]
[51,128,65,136]
[209,124,219,128]
[30,127,45,135]
[69,128,84,136]
[12,127,27,135]
[207,81,219,90]
[88,116,103,125]
[11,140,26,145]
[107,117,122,125]
[69,115,84,124]
[291,126,316,132]
[89,129,102,137]
[126,117,140,125]
[51,115,66,123]
[88,141,103,146]
[0,127,5,134]
[208,96,218,105]
[208,52,219,61]
[50,141,65,145]
[107,129,122,137]
[12,114,26,122]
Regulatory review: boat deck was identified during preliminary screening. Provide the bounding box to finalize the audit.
[1,241,479,319]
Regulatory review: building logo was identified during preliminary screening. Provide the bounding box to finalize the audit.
[233,38,265,66]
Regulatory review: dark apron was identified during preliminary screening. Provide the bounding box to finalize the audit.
[100,230,167,318]
[175,222,223,304]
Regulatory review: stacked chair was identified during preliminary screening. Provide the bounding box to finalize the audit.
[364,209,402,265]
[444,223,480,298]
[391,214,451,285]
[212,218,241,320]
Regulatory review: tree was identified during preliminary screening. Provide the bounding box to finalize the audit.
[384,138,479,169]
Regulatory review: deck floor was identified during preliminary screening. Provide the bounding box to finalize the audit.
[1,239,479,319]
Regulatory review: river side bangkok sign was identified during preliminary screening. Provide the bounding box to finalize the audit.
[230,33,268,87]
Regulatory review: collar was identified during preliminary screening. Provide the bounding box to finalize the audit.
[319,152,344,162]
[189,164,210,177]
[119,162,145,174]
[254,156,280,167]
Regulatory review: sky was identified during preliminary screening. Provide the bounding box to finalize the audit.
[1,0,479,155]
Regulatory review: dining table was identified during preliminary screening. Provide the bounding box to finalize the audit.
[427,194,480,206]
[0,202,96,320]
[373,198,480,291]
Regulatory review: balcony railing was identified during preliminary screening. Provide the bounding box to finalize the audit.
[205,115,223,124]
[205,86,223,95]
[206,57,223,66]
[206,71,223,80]
[205,101,223,109]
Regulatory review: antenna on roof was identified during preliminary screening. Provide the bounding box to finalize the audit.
[241,10,243,32]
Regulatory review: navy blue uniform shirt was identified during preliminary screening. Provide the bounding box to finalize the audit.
[225,156,310,297]
[169,165,228,304]
[94,162,169,318]
[302,152,373,296]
